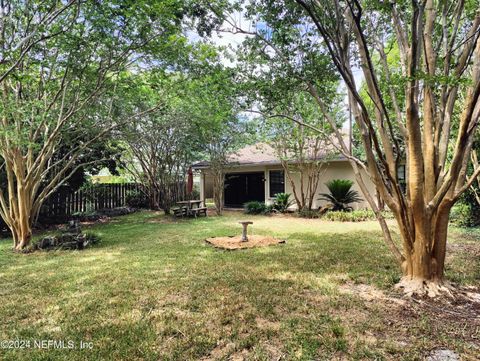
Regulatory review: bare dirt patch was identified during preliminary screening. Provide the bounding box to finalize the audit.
[338,282,406,306]
[205,235,285,250]
[255,317,281,331]
[200,341,236,361]
[336,281,480,358]
[447,242,480,257]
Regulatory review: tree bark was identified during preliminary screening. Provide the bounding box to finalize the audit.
[396,203,453,296]
[212,168,224,216]
[10,213,33,252]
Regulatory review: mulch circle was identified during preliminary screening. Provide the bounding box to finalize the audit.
[205,235,286,250]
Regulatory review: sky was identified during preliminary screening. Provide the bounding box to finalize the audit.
[187,9,252,68]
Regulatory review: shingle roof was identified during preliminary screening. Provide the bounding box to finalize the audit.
[228,143,278,164]
[192,141,346,169]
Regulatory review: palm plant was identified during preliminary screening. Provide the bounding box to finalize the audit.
[318,179,363,211]
[273,193,293,213]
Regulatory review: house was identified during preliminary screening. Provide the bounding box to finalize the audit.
[192,143,381,210]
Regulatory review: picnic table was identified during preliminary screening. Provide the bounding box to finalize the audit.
[173,200,207,218]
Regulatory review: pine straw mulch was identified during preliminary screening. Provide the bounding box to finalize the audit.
[205,235,286,250]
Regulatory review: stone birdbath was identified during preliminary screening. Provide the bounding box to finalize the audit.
[238,221,253,242]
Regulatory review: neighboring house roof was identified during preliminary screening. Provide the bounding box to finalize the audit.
[192,142,346,169]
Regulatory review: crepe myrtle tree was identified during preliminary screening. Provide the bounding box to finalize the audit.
[258,93,340,212]
[121,44,247,216]
[267,118,328,212]
[221,1,408,271]
[123,110,198,214]
[204,121,251,217]
[0,0,207,250]
[217,0,480,296]
[185,66,250,216]
[120,72,208,214]
[290,0,480,296]
[226,12,343,212]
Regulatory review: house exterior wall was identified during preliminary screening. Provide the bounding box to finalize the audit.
[202,172,214,198]
[199,160,377,210]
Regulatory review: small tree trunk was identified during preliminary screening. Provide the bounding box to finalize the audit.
[376,191,385,211]
[214,195,223,216]
[213,170,224,216]
[432,204,452,280]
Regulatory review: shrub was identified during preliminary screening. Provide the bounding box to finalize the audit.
[265,204,275,214]
[273,193,293,213]
[125,190,148,208]
[323,209,377,222]
[318,179,363,211]
[244,201,268,215]
[191,189,200,200]
[450,203,472,227]
[455,188,480,227]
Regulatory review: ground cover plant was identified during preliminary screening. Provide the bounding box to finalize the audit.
[323,210,394,223]
[0,211,478,360]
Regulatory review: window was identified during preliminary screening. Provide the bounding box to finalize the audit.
[269,170,285,197]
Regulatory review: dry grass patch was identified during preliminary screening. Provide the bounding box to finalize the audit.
[0,211,479,360]
[205,235,285,250]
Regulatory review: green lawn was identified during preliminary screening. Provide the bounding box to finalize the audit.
[0,211,479,360]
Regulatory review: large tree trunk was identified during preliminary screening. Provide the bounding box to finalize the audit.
[12,223,33,252]
[3,179,36,251]
[9,196,34,251]
[396,205,453,296]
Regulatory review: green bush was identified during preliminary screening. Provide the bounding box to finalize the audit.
[244,201,268,215]
[318,179,363,211]
[189,187,200,200]
[125,190,148,208]
[265,204,275,214]
[450,203,472,227]
[455,188,480,227]
[323,209,377,222]
[273,193,293,213]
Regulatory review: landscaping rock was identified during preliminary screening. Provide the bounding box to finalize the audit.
[35,222,99,251]
[97,206,136,217]
[71,207,136,222]
[66,220,81,234]
[37,236,57,249]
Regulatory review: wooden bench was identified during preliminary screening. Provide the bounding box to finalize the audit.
[172,206,187,218]
[189,207,207,217]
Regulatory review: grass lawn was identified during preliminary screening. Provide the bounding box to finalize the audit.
[0,211,479,360]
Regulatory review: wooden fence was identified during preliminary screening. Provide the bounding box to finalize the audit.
[39,183,144,219]
[0,182,188,232]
